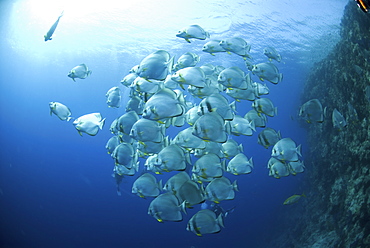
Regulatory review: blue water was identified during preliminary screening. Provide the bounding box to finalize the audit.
[0,0,349,247]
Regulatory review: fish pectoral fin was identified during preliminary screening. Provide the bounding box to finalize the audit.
[156,218,163,223]
[138,141,146,147]
[178,74,186,83]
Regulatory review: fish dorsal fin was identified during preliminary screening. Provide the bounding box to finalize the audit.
[79,63,87,69]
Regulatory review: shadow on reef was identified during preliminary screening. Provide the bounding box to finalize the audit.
[265,2,370,248]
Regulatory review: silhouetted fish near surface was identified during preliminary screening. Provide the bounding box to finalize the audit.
[44,11,64,41]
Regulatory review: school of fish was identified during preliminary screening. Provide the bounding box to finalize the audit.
[48,22,318,236]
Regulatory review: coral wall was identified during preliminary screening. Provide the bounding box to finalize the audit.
[270,2,370,247]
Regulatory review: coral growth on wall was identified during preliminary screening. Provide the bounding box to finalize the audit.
[269,2,370,247]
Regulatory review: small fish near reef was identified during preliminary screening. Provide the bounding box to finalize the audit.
[283,193,306,205]
[44,11,64,41]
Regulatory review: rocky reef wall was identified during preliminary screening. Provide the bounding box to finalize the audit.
[271,2,370,247]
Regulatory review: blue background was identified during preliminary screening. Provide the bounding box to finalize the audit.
[0,0,349,247]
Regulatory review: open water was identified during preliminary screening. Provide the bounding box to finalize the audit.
[0,0,349,247]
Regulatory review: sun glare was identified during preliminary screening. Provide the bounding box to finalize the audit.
[26,0,136,20]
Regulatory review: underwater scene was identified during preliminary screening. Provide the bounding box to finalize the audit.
[1,0,369,247]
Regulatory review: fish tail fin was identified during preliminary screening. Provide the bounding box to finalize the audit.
[167,56,175,74]
[158,179,163,191]
[221,160,226,171]
[229,101,237,113]
[66,117,73,122]
[185,152,191,165]
[277,130,282,139]
[224,121,231,135]
[238,143,244,152]
[249,157,254,168]
[180,201,187,214]
[159,124,166,138]
[216,214,224,228]
[88,70,92,76]
[250,119,256,132]
[59,11,64,17]
[274,107,278,116]
[205,31,210,39]
[99,118,106,130]
[164,136,170,147]
[296,144,302,157]
[279,73,283,82]
[232,180,239,192]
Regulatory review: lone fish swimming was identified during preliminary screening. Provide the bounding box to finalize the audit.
[283,193,306,205]
[44,11,64,41]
